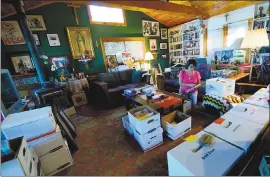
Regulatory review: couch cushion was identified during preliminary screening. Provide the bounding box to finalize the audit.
[132,70,143,84]
[164,79,179,88]
[118,69,134,85]
[98,72,121,88]
[170,67,182,79]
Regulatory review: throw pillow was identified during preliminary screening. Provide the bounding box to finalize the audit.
[170,67,182,79]
[132,71,143,84]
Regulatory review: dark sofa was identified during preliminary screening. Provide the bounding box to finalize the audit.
[92,69,146,108]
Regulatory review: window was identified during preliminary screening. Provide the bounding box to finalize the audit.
[88,5,126,26]
[227,20,248,48]
[207,28,223,56]
[101,37,146,71]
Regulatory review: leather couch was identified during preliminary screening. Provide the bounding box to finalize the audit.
[92,69,146,108]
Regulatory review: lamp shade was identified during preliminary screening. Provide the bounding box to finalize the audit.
[241,29,269,49]
[145,52,154,61]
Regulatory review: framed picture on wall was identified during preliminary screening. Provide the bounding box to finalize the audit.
[160,43,167,50]
[106,55,118,69]
[66,27,95,59]
[142,20,160,36]
[32,34,40,46]
[26,15,46,31]
[47,34,61,46]
[11,54,35,74]
[49,56,69,68]
[149,39,157,51]
[1,21,26,46]
[160,28,168,39]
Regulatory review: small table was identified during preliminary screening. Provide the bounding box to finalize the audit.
[123,88,183,115]
[68,78,89,94]
[229,73,249,81]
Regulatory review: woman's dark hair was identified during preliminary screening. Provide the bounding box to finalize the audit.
[185,59,197,69]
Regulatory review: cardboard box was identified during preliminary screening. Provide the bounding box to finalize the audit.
[167,131,244,176]
[254,88,270,97]
[243,94,269,108]
[40,140,73,176]
[122,115,134,135]
[206,78,235,97]
[161,111,191,140]
[134,127,163,152]
[27,126,65,157]
[204,115,265,153]
[1,137,34,176]
[30,148,42,176]
[259,155,270,176]
[2,106,56,140]
[225,103,269,126]
[128,105,161,134]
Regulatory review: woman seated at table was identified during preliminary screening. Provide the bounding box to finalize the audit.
[178,59,201,106]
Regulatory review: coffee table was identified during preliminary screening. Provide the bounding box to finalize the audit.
[123,87,183,115]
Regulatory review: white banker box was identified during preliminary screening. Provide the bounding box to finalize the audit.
[225,103,269,126]
[206,78,235,97]
[122,115,134,135]
[134,127,163,152]
[128,105,161,134]
[161,111,191,140]
[27,125,65,157]
[2,106,56,140]
[243,94,269,108]
[167,131,244,176]
[254,88,270,96]
[204,115,265,153]
[1,137,38,176]
[40,140,73,176]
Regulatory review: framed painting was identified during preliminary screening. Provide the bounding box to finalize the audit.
[1,21,26,46]
[66,27,95,59]
[149,39,157,51]
[142,20,160,36]
[160,28,168,39]
[46,34,61,46]
[11,54,35,74]
[26,15,46,31]
[49,56,69,68]
[160,43,168,50]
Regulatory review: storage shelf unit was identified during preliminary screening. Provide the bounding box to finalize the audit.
[168,19,204,65]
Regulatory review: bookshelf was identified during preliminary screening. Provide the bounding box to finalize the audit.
[168,19,204,66]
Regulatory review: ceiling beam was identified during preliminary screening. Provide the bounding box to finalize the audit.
[88,1,209,19]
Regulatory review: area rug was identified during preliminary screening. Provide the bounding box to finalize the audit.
[59,105,214,176]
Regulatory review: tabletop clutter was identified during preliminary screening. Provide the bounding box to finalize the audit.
[122,85,192,151]
[1,107,74,176]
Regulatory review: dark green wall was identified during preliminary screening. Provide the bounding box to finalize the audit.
[1,2,169,77]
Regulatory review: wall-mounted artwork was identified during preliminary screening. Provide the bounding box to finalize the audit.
[26,15,46,31]
[160,28,168,39]
[11,54,35,74]
[106,55,118,69]
[32,34,40,46]
[47,34,61,46]
[1,21,26,46]
[49,56,69,68]
[160,43,167,50]
[149,39,157,51]
[142,20,160,36]
[66,27,95,59]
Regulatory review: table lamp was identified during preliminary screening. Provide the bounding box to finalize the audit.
[241,29,269,82]
[144,52,154,73]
